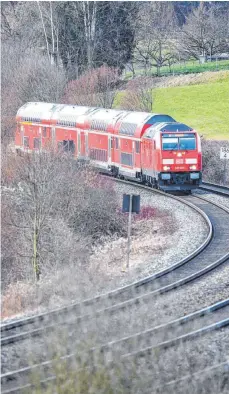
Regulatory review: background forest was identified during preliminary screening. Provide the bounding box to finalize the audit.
[2,1,229,143]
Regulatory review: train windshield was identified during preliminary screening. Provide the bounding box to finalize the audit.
[162,133,196,151]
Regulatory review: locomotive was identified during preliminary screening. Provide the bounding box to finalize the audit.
[15,102,202,192]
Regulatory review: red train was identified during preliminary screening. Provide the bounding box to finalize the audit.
[15,102,202,191]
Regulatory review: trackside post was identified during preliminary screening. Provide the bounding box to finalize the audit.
[220,147,229,185]
[122,194,140,271]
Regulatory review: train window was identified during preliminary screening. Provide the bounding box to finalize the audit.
[110,138,113,149]
[135,141,140,153]
[162,137,178,151]
[179,137,196,150]
[23,136,29,148]
[121,153,133,167]
[89,149,108,162]
[69,140,75,153]
[61,140,76,154]
[43,127,47,137]
[33,138,41,149]
[120,122,137,136]
[115,138,119,149]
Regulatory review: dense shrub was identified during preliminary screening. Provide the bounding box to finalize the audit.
[1,152,126,285]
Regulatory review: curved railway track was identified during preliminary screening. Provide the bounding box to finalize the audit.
[1,180,229,393]
[2,182,229,344]
[200,181,229,197]
[1,298,229,393]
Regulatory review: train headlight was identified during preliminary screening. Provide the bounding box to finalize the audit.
[190,172,200,180]
[189,165,197,170]
[163,166,170,171]
[161,173,171,180]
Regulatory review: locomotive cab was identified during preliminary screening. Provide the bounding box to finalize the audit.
[141,122,202,191]
[158,123,202,191]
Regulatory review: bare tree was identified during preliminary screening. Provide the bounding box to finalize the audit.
[1,151,126,283]
[1,42,66,145]
[134,2,178,76]
[118,77,154,112]
[179,3,229,62]
[2,151,90,281]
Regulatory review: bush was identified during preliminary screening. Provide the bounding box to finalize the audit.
[1,152,126,286]
[201,139,229,185]
[118,77,153,112]
[62,65,120,108]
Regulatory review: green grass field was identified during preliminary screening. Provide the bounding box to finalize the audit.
[153,79,229,140]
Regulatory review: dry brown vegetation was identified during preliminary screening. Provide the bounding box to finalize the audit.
[1,150,177,319]
[63,65,121,109]
[1,151,125,311]
[118,77,154,111]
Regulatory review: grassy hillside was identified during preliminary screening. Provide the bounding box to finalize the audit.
[153,79,229,140]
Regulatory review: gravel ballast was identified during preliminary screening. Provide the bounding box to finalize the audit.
[194,189,229,209]
[2,181,210,319]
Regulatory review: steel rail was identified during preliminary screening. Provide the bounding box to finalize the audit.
[2,254,229,349]
[155,360,229,391]
[200,181,229,197]
[2,181,229,346]
[2,180,229,393]
[1,181,213,338]
[2,298,229,393]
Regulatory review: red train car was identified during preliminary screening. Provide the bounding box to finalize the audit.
[15,102,202,191]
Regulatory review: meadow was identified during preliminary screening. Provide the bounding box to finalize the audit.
[153,78,228,140]
[115,71,229,140]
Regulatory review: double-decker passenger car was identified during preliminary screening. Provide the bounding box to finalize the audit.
[15,102,202,191]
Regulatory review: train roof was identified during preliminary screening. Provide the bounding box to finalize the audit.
[144,122,194,138]
[16,102,176,137]
[159,122,193,132]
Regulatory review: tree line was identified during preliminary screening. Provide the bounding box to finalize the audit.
[2,1,229,79]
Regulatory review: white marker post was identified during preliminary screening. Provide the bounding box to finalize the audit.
[220,147,229,185]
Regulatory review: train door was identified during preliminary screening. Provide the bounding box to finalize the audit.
[85,133,88,158]
[81,132,86,156]
[77,130,81,157]
[108,136,112,164]
[42,126,51,149]
[134,140,141,169]
[21,125,24,147]
[132,140,135,168]
[51,127,56,148]
[111,136,115,164]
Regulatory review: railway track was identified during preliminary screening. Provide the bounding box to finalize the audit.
[2,183,229,344]
[1,298,229,393]
[1,180,229,392]
[200,181,229,197]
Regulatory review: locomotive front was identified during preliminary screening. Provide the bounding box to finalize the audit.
[157,123,202,191]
